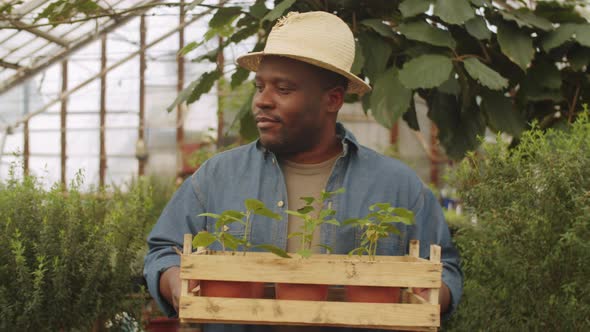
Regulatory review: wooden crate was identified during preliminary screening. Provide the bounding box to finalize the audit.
[178,234,442,331]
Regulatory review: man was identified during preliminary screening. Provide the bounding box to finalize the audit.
[144,11,462,331]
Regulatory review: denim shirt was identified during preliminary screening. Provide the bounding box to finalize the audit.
[144,123,463,331]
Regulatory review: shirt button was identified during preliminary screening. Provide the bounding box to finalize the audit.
[277,200,284,207]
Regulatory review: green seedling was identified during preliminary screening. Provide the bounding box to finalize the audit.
[344,203,415,261]
[194,198,290,257]
[285,188,344,258]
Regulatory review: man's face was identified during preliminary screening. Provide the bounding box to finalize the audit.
[252,56,331,155]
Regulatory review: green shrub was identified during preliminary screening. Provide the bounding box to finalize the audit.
[0,169,159,331]
[444,113,590,331]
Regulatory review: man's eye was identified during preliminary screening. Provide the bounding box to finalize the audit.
[278,87,291,94]
[254,83,263,92]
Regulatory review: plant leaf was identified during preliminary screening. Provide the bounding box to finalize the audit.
[434,0,475,25]
[186,70,223,104]
[198,212,221,219]
[285,210,305,218]
[465,16,491,40]
[497,23,534,70]
[397,21,457,49]
[178,41,201,57]
[323,219,340,226]
[392,207,415,221]
[342,218,362,226]
[187,0,205,10]
[358,31,392,83]
[361,19,395,38]
[248,0,268,19]
[192,231,216,249]
[297,205,314,214]
[244,198,264,211]
[287,232,302,239]
[500,9,553,31]
[254,207,281,220]
[399,54,453,89]
[221,233,241,251]
[254,244,291,258]
[370,67,412,129]
[481,90,526,137]
[262,0,296,22]
[230,67,250,89]
[399,0,431,18]
[297,248,312,258]
[542,23,578,52]
[350,40,365,75]
[315,244,333,254]
[463,58,508,90]
[209,6,242,29]
[300,196,315,205]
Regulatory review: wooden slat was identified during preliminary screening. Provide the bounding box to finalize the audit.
[402,289,429,304]
[429,245,441,306]
[409,239,420,258]
[180,253,441,288]
[179,297,439,329]
[181,234,192,297]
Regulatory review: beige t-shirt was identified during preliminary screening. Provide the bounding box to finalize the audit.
[280,153,340,254]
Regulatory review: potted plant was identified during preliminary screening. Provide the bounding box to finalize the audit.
[192,199,286,298]
[343,203,415,303]
[275,188,344,301]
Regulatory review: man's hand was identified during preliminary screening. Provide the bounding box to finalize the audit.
[413,282,451,313]
[159,267,200,313]
[160,266,182,312]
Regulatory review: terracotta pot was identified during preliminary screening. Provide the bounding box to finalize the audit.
[200,280,265,298]
[275,283,329,301]
[345,286,401,303]
[146,317,179,332]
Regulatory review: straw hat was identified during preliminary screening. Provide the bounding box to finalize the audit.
[236,11,371,95]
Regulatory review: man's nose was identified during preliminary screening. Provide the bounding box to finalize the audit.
[253,88,275,111]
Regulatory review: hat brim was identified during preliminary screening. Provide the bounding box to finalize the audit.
[236,52,371,96]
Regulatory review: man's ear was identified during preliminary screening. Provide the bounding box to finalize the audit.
[325,86,345,114]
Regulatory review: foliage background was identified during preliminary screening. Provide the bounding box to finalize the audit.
[0,171,174,331]
[444,111,590,330]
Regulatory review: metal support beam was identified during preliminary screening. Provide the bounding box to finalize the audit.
[0,59,21,70]
[99,34,107,187]
[0,0,166,96]
[138,15,146,176]
[4,8,212,131]
[176,0,185,177]
[61,60,68,188]
[8,20,69,47]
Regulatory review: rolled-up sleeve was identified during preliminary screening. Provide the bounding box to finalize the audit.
[409,185,464,320]
[143,174,207,317]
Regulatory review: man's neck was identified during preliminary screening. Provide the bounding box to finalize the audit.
[280,135,342,164]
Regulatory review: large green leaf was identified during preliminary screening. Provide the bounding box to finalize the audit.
[399,0,431,18]
[568,47,590,72]
[253,244,291,258]
[359,31,392,83]
[209,6,242,29]
[178,41,201,57]
[434,0,475,25]
[187,69,222,104]
[370,67,412,129]
[439,75,461,95]
[192,231,216,249]
[397,21,456,49]
[248,0,268,19]
[500,9,553,31]
[399,54,453,89]
[262,0,296,22]
[361,19,395,38]
[542,23,578,51]
[481,90,526,137]
[230,67,250,89]
[167,80,198,113]
[230,24,259,44]
[576,25,590,47]
[497,23,534,70]
[463,58,508,90]
[427,92,485,159]
[465,16,491,40]
[350,40,365,75]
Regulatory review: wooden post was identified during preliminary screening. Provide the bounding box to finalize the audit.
[429,123,439,187]
[23,82,30,176]
[409,239,420,258]
[177,0,185,178]
[182,234,192,297]
[429,245,441,306]
[60,60,68,188]
[99,33,107,187]
[138,15,146,176]
[216,34,224,148]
